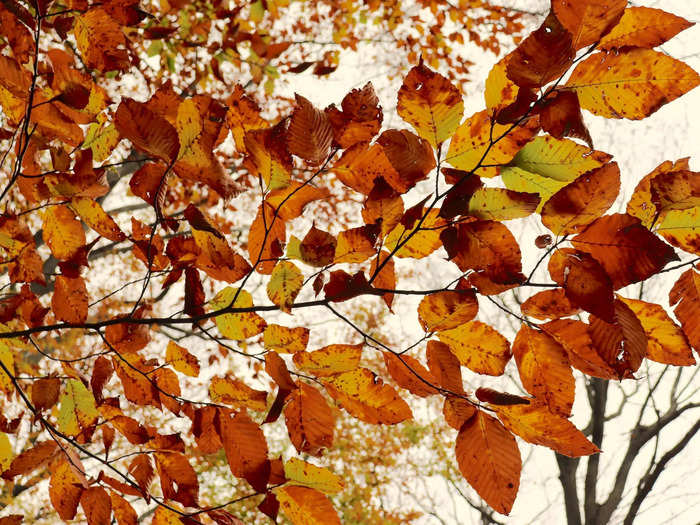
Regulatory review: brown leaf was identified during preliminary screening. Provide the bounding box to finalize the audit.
[287,94,333,165]
[114,98,180,162]
[284,383,335,456]
[80,487,112,525]
[220,410,270,492]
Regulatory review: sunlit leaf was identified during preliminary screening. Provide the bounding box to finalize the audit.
[455,410,521,515]
[293,344,363,377]
[283,458,344,494]
[276,486,341,525]
[599,7,694,50]
[418,290,478,332]
[567,49,700,120]
[285,383,335,456]
[438,322,511,376]
[267,261,303,313]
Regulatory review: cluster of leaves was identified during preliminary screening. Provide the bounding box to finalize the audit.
[0,0,699,523]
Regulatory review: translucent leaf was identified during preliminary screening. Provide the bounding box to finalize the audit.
[426,340,464,394]
[277,486,341,525]
[467,188,540,221]
[323,368,412,425]
[669,268,700,351]
[438,322,511,376]
[512,325,574,417]
[114,98,180,162]
[209,377,267,411]
[263,325,309,353]
[283,458,344,494]
[43,205,86,261]
[541,163,620,234]
[52,275,88,324]
[165,341,200,377]
[80,486,112,525]
[74,8,129,72]
[618,296,695,366]
[0,432,12,472]
[495,402,599,457]
[267,261,303,313]
[211,288,267,341]
[154,452,199,507]
[292,344,362,377]
[552,0,626,49]
[70,197,125,242]
[446,110,537,177]
[567,49,700,120]
[49,460,85,520]
[397,61,463,147]
[572,213,678,288]
[285,383,335,456]
[599,7,694,50]
[521,288,580,321]
[220,410,269,492]
[287,94,333,165]
[455,410,521,515]
[383,352,438,398]
[418,290,478,332]
[266,182,331,221]
[657,207,700,255]
[57,379,99,437]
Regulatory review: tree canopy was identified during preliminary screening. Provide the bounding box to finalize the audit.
[0,0,699,523]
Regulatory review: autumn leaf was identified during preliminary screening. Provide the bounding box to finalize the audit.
[284,383,335,456]
[383,352,438,398]
[283,458,344,494]
[552,0,626,49]
[567,49,700,120]
[263,325,310,353]
[211,288,267,341]
[287,94,333,165]
[455,410,521,515]
[276,485,341,525]
[267,261,303,313]
[293,344,363,377]
[417,289,478,332]
[599,7,694,50]
[495,401,599,457]
[209,376,267,411]
[397,60,463,148]
[669,269,700,351]
[512,325,575,417]
[57,379,100,437]
[438,322,511,376]
[220,410,270,492]
[114,98,180,162]
[323,368,412,425]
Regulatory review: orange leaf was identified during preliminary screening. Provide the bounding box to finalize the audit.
[548,249,615,322]
[3,440,58,479]
[334,225,378,264]
[70,197,125,242]
[539,91,592,147]
[323,368,412,425]
[287,94,333,165]
[520,288,580,321]
[455,410,521,515]
[618,296,695,366]
[154,452,199,507]
[426,340,464,394]
[512,325,574,417]
[165,341,200,377]
[397,60,463,148]
[80,486,112,525]
[266,182,331,221]
[114,98,180,162]
[495,401,600,457]
[669,268,700,352]
[552,0,626,49]
[599,7,693,50]
[43,205,85,261]
[31,377,60,411]
[110,492,138,525]
[589,299,648,377]
[267,260,303,313]
[248,203,286,274]
[225,84,267,151]
[52,275,88,324]
[418,290,478,332]
[542,319,618,379]
[284,383,335,456]
[377,129,435,193]
[220,410,269,492]
[383,352,438,398]
[438,322,511,376]
[567,49,700,120]
[73,8,129,72]
[244,121,292,190]
[325,82,383,149]
[49,459,85,520]
[332,141,399,195]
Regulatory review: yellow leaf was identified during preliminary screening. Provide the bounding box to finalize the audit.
[57,379,99,437]
[263,324,309,353]
[384,208,445,259]
[567,49,700,120]
[165,341,200,377]
[0,341,15,395]
[267,261,304,313]
[293,344,363,377]
[176,98,206,163]
[494,401,599,457]
[0,432,12,472]
[446,110,537,177]
[599,6,693,50]
[418,290,478,332]
[485,58,519,111]
[467,187,540,221]
[656,207,700,255]
[438,321,511,376]
[209,376,267,411]
[70,197,126,242]
[323,368,412,425]
[283,458,345,494]
[43,205,86,261]
[618,296,695,366]
[277,486,341,525]
[397,61,464,148]
[211,288,267,341]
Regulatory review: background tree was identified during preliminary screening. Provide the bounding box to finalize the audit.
[0,1,699,524]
